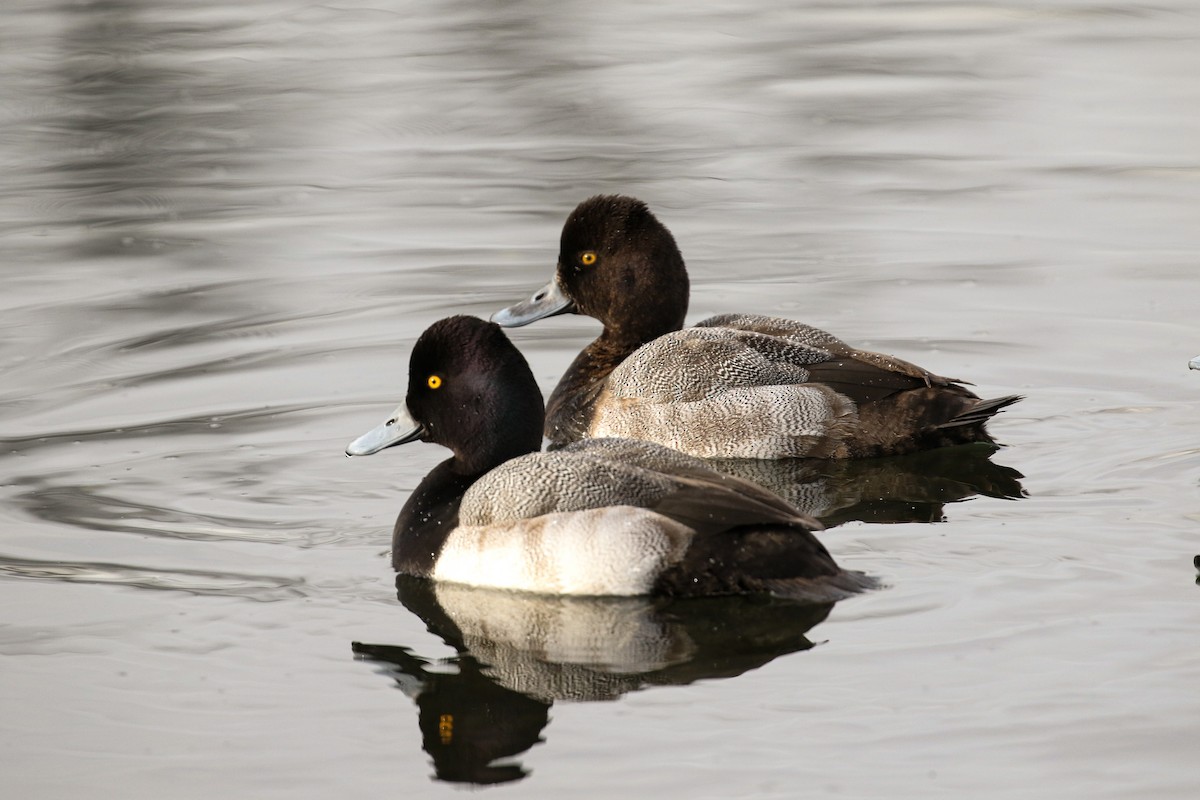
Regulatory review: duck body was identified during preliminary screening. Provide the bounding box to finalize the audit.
[407,439,850,597]
[493,195,1020,460]
[348,316,867,600]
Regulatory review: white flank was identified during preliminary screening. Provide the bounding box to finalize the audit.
[432,506,692,596]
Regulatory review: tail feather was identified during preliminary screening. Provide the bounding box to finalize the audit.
[938,394,1022,430]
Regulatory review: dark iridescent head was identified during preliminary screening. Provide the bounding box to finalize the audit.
[347,316,544,474]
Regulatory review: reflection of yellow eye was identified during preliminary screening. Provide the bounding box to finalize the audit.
[580,251,597,266]
[427,375,442,389]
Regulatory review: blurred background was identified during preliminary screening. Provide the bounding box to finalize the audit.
[1,1,1198,797]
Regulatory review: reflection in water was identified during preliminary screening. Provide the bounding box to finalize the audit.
[348,439,1020,784]
[712,443,1025,527]
[354,576,833,785]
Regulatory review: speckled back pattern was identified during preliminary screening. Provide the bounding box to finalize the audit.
[605,326,828,403]
[590,382,855,459]
[697,313,944,383]
[460,449,683,526]
[695,313,850,349]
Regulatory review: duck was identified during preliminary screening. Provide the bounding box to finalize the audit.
[345,315,869,600]
[491,194,1021,459]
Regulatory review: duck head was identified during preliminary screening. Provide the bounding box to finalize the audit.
[347,316,545,475]
[493,195,690,344]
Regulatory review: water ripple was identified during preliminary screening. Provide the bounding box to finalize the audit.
[0,554,305,601]
[0,401,321,451]
[7,483,298,544]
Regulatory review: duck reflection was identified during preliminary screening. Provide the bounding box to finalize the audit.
[710,443,1025,527]
[353,575,834,786]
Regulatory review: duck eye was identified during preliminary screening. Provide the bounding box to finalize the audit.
[580,251,597,266]
[427,375,442,390]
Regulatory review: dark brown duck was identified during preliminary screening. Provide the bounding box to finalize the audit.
[493,195,1020,460]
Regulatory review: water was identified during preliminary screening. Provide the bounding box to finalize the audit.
[2,1,1198,797]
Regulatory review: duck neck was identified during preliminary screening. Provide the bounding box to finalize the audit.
[444,383,544,476]
[393,406,542,574]
[544,319,679,446]
[391,458,482,575]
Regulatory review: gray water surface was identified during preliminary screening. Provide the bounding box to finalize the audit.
[2,1,1198,797]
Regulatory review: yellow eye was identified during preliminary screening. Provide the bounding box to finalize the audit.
[427,375,442,389]
[580,251,597,266]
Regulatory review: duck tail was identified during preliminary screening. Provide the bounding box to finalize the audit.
[937,394,1023,430]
